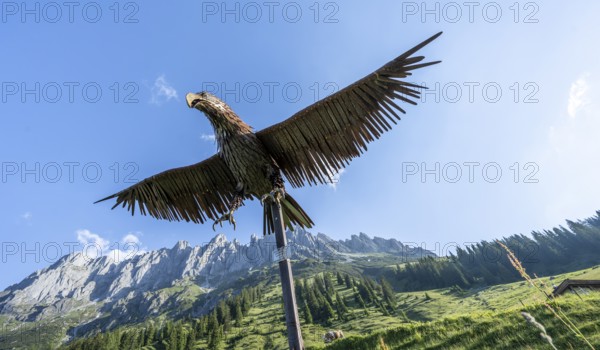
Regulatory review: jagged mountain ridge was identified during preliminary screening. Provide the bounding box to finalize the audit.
[0,228,433,329]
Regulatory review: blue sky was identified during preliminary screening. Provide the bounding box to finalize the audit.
[1,1,599,289]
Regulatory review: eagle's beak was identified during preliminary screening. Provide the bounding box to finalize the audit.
[186,93,202,109]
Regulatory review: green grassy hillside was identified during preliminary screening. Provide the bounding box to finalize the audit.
[59,265,600,350]
[318,293,600,349]
[232,266,600,349]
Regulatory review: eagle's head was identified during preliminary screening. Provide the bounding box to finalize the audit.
[185,91,232,123]
[186,91,252,134]
[186,92,223,111]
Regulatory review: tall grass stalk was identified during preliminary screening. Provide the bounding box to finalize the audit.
[521,311,558,350]
[497,241,595,350]
[378,336,390,350]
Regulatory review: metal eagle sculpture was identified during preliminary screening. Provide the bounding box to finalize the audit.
[96,32,442,235]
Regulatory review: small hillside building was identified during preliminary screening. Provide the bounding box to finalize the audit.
[552,279,600,297]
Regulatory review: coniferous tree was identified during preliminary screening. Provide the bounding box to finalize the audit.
[379,277,396,310]
[217,300,231,331]
[344,274,353,289]
[355,292,367,309]
[195,317,207,338]
[207,324,223,350]
[234,299,243,326]
[167,324,178,350]
[306,287,320,321]
[177,323,186,350]
[357,282,373,304]
[313,274,327,295]
[321,298,336,324]
[336,271,344,285]
[295,278,305,303]
[335,292,348,320]
[324,273,336,293]
[185,329,196,350]
[303,303,313,324]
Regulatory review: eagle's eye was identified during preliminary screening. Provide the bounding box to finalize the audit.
[191,99,201,108]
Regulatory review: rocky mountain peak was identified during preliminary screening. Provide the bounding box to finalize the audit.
[173,240,190,251]
[209,233,227,246]
[0,229,434,330]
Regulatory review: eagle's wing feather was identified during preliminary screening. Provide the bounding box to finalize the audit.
[256,32,442,187]
[95,154,239,223]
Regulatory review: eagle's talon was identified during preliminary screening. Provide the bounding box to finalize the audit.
[261,188,285,205]
[230,216,237,230]
[273,188,285,200]
[212,211,236,231]
[260,193,275,205]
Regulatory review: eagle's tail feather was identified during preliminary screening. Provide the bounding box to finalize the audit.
[263,193,313,236]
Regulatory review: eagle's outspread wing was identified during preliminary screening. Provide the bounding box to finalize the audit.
[95,155,240,223]
[256,32,442,188]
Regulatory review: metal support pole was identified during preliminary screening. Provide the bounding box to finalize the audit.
[269,200,304,350]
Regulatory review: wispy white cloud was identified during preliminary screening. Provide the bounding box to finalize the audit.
[76,229,110,259]
[150,75,178,105]
[18,212,33,226]
[539,73,599,220]
[121,233,141,245]
[109,232,145,261]
[567,74,590,118]
[75,230,145,261]
[327,169,345,190]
